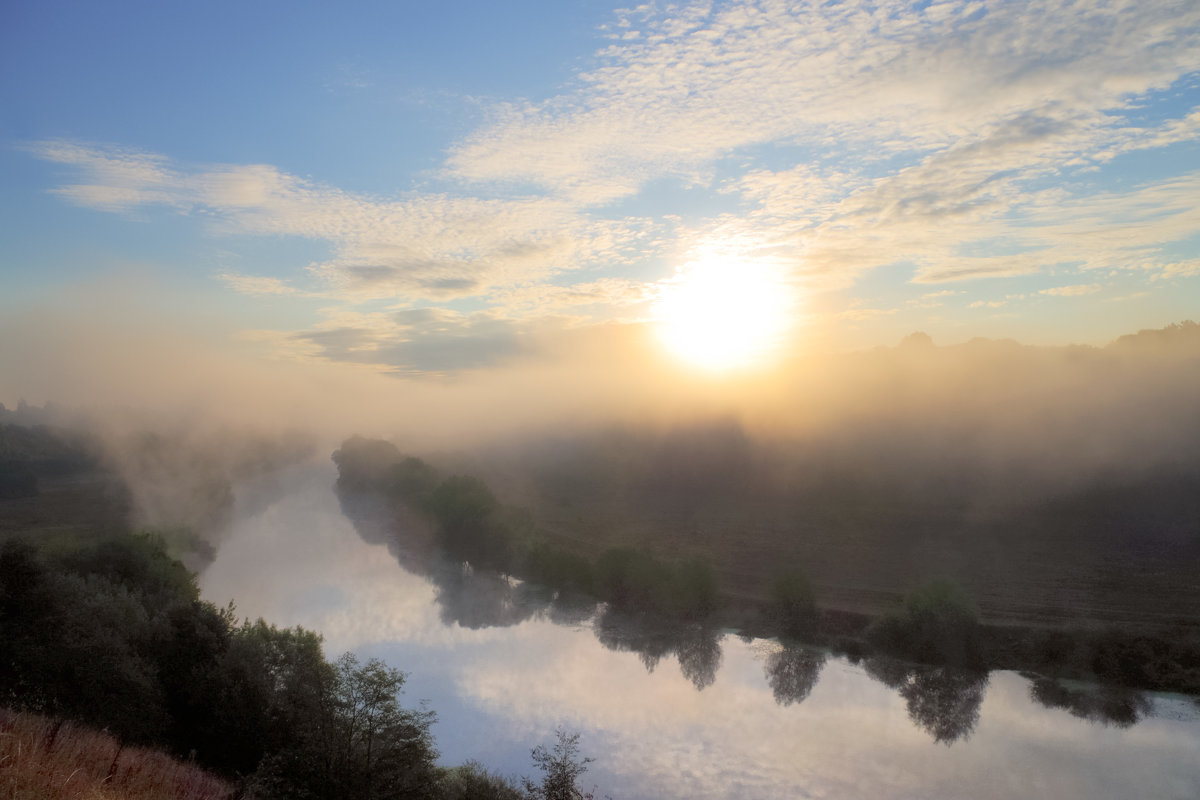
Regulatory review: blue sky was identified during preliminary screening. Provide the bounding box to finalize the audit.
[3,0,1199,387]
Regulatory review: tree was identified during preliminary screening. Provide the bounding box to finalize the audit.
[426,476,511,569]
[522,729,594,800]
[328,653,439,800]
[869,579,982,666]
[767,567,817,638]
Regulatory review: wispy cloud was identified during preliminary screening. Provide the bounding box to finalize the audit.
[33,141,662,304]
[1039,284,1101,297]
[449,0,1200,204]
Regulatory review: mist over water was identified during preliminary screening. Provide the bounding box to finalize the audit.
[200,460,1200,800]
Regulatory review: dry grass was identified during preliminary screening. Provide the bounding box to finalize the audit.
[0,709,236,800]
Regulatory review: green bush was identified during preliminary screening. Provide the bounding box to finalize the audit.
[524,542,595,596]
[594,547,671,612]
[388,456,441,504]
[440,761,524,800]
[767,568,817,638]
[869,579,981,666]
[668,557,719,620]
[426,476,512,570]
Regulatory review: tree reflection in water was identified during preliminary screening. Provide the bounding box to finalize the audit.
[594,608,724,690]
[1029,677,1150,728]
[764,645,827,707]
[430,560,549,630]
[865,658,989,744]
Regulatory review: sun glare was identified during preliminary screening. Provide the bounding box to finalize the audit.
[654,257,794,371]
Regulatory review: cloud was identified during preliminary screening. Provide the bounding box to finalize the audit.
[282,307,551,376]
[32,142,661,304]
[448,0,1200,204]
[24,1,1200,375]
[1039,284,1101,297]
[216,271,310,297]
[838,307,899,321]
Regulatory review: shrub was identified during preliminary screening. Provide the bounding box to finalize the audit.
[767,568,817,638]
[388,457,441,504]
[426,476,512,570]
[595,548,670,612]
[440,761,524,800]
[869,579,981,666]
[525,542,595,596]
[669,557,719,620]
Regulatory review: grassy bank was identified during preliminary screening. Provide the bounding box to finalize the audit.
[0,708,234,800]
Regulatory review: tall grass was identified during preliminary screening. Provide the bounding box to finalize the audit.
[0,708,235,800]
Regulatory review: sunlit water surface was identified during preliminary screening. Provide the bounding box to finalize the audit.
[201,462,1200,800]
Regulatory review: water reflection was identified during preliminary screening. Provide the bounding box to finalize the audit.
[1029,677,1150,728]
[431,562,546,630]
[764,645,827,707]
[339,483,731,691]
[200,465,1200,800]
[865,658,989,744]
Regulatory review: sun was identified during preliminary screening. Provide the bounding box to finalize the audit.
[653,256,794,371]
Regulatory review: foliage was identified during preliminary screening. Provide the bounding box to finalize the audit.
[389,456,442,503]
[333,436,404,491]
[426,475,512,570]
[522,729,594,800]
[766,567,816,637]
[523,542,595,596]
[1,534,442,800]
[439,761,525,800]
[671,557,719,620]
[593,547,719,619]
[868,579,982,666]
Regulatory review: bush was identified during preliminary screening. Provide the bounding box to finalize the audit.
[426,476,512,570]
[333,436,403,490]
[767,568,817,638]
[440,761,524,800]
[524,542,595,596]
[388,457,441,504]
[869,579,981,666]
[669,557,719,620]
[594,548,670,612]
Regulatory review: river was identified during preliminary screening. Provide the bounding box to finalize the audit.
[200,461,1200,799]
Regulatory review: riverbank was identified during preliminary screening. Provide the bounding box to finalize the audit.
[332,435,1200,696]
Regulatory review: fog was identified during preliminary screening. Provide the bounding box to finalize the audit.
[2,278,1198,556]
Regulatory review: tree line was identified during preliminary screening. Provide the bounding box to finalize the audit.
[333,436,1200,697]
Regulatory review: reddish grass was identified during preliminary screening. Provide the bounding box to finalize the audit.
[0,708,235,800]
